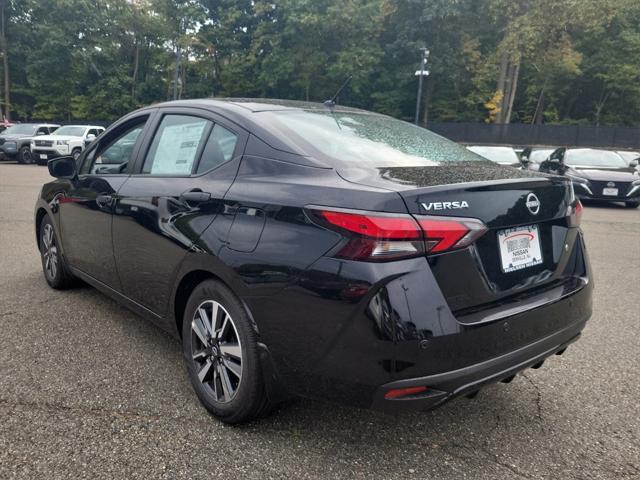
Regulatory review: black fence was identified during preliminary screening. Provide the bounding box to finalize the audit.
[428,123,640,150]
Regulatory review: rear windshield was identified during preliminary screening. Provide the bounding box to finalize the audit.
[261,110,483,167]
[565,149,627,168]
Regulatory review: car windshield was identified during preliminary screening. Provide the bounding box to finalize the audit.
[261,110,483,167]
[565,149,628,168]
[616,151,640,164]
[2,125,37,135]
[529,149,554,163]
[467,146,518,164]
[53,126,87,137]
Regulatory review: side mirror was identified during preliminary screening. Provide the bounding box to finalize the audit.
[629,159,639,169]
[86,134,96,141]
[36,131,46,136]
[48,156,77,179]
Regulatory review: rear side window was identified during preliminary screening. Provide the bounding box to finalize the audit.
[196,124,238,174]
[142,115,210,175]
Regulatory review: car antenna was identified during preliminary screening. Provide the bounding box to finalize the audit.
[323,75,353,108]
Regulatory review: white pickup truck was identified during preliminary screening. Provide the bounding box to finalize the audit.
[31,125,105,165]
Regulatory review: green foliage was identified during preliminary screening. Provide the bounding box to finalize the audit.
[0,0,638,125]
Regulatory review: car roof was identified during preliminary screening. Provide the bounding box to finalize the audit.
[146,98,373,115]
[55,125,104,129]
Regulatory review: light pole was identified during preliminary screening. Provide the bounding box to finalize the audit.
[414,48,430,126]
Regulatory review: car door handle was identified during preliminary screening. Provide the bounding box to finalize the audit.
[96,194,114,209]
[180,190,211,203]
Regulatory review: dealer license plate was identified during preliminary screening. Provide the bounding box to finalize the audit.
[602,188,618,196]
[497,225,543,273]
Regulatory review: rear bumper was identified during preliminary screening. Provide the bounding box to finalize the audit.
[371,318,585,412]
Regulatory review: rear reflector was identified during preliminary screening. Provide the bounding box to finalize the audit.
[384,386,429,399]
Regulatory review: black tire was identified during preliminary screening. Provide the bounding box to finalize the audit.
[625,201,639,209]
[39,215,77,289]
[71,148,82,161]
[18,146,33,164]
[182,279,270,424]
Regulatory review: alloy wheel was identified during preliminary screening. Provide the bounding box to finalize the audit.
[42,223,58,280]
[190,300,243,403]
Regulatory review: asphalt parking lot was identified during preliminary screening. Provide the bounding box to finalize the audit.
[0,162,639,480]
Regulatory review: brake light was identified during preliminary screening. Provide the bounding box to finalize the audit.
[416,215,488,254]
[567,200,583,228]
[310,208,488,261]
[315,209,424,261]
[320,211,420,240]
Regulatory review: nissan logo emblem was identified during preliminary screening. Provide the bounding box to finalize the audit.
[607,181,615,188]
[526,193,541,215]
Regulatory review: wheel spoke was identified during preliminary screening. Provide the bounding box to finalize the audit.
[192,318,208,346]
[216,315,229,340]
[211,365,219,400]
[197,359,213,382]
[198,307,214,336]
[222,357,241,379]
[211,302,222,333]
[219,342,241,360]
[218,363,234,401]
[192,349,208,361]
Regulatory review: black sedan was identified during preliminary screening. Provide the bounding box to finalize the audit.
[539,148,640,208]
[35,99,593,423]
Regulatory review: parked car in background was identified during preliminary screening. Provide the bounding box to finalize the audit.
[36,99,592,423]
[616,150,640,172]
[31,125,105,165]
[520,148,556,171]
[0,119,14,133]
[539,148,640,208]
[0,123,60,164]
[466,145,520,166]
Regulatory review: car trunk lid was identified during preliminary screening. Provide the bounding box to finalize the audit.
[337,163,579,315]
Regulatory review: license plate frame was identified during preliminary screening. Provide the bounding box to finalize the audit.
[602,187,618,196]
[497,225,543,273]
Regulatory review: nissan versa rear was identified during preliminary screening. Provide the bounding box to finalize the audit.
[35,99,593,423]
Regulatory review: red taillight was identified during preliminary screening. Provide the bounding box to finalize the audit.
[384,386,428,399]
[315,209,423,261]
[568,200,583,227]
[309,208,487,261]
[320,211,420,240]
[416,215,488,254]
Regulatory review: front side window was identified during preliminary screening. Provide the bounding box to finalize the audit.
[142,115,211,175]
[82,119,147,175]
